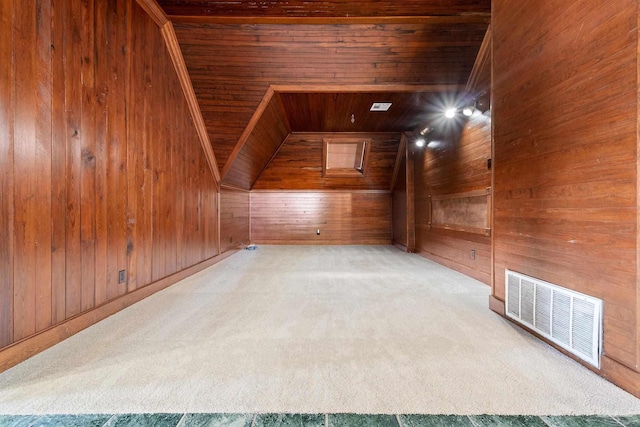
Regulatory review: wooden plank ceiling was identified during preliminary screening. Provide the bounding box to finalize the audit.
[157,0,490,190]
[280,92,444,133]
[157,1,491,18]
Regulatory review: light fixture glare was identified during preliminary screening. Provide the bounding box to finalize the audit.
[415,138,425,148]
[445,108,456,119]
[463,107,474,117]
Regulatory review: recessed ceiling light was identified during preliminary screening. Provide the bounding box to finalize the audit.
[445,108,457,118]
[415,139,425,148]
[370,102,392,112]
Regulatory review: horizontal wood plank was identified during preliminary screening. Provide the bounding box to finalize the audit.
[251,191,391,244]
[492,0,639,376]
[253,132,400,190]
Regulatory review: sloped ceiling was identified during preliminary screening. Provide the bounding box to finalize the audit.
[156,0,490,189]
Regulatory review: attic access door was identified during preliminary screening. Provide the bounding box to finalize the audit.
[323,138,371,177]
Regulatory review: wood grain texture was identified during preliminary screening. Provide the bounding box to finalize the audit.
[0,1,219,363]
[0,0,15,348]
[493,0,638,380]
[391,145,408,247]
[414,112,491,285]
[253,133,400,190]
[251,191,392,244]
[157,0,490,18]
[279,91,446,133]
[220,187,251,252]
[135,0,169,27]
[15,0,39,336]
[405,136,416,252]
[173,21,488,171]
[222,89,290,190]
[161,22,220,183]
[466,24,491,96]
[0,250,238,374]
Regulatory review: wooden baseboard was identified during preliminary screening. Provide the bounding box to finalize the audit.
[252,240,392,245]
[489,295,505,316]
[494,297,640,399]
[602,355,640,398]
[0,250,239,374]
[415,250,491,285]
[392,241,408,252]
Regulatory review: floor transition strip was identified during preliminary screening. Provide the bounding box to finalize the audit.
[0,413,639,427]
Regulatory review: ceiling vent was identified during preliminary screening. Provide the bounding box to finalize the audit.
[370,102,392,112]
[505,270,603,368]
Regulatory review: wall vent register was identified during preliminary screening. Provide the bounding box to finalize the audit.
[505,270,603,368]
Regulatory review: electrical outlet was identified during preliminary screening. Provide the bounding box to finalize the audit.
[118,270,126,284]
[316,229,320,235]
[470,250,476,260]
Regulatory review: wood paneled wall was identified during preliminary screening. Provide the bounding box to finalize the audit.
[251,191,391,244]
[174,22,487,171]
[0,1,218,354]
[220,187,251,252]
[414,113,491,284]
[493,0,639,394]
[253,133,400,190]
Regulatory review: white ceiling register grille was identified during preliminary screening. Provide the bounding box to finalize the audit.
[505,270,603,368]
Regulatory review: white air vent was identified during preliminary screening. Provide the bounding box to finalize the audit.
[505,270,603,368]
[370,102,392,112]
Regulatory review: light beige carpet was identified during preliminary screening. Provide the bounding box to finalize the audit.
[0,245,639,415]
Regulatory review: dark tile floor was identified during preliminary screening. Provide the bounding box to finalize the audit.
[0,413,638,427]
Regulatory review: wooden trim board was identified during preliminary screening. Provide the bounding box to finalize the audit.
[168,15,491,26]
[254,239,392,245]
[271,84,464,94]
[489,295,505,316]
[134,0,169,27]
[161,22,221,184]
[466,24,491,94]
[0,250,239,373]
[221,87,275,180]
[490,296,640,399]
[389,133,407,191]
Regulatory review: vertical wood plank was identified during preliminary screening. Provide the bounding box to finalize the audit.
[0,0,15,347]
[406,134,416,253]
[50,0,67,323]
[151,14,164,281]
[126,1,139,292]
[13,0,38,340]
[105,0,119,301]
[138,5,154,288]
[166,59,178,274]
[94,0,109,305]
[64,0,83,317]
[115,0,128,296]
[34,0,53,331]
[1,0,225,365]
[106,0,127,300]
[124,0,134,293]
[80,0,96,312]
[173,88,185,271]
